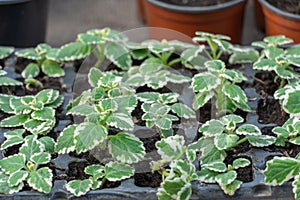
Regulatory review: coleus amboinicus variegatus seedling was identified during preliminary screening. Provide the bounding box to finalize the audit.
[124,39,192,90]
[196,114,276,164]
[252,35,300,88]
[136,92,195,137]
[272,116,300,146]
[56,67,145,159]
[64,161,135,197]
[0,89,63,135]
[15,43,66,90]
[274,83,300,117]
[0,135,55,194]
[192,31,259,64]
[152,135,251,199]
[151,135,199,200]
[63,27,130,69]
[198,158,251,195]
[192,60,251,117]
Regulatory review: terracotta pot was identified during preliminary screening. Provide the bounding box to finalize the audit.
[253,0,265,32]
[259,0,300,43]
[136,0,146,23]
[144,0,247,44]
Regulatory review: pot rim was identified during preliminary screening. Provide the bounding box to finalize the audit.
[147,0,246,13]
[0,0,31,5]
[258,0,300,20]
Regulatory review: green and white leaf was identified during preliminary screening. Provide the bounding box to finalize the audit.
[108,132,145,164]
[199,119,225,137]
[197,168,218,183]
[0,46,14,59]
[57,42,91,61]
[0,154,25,174]
[104,42,132,70]
[84,164,105,180]
[22,63,40,79]
[41,60,65,77]
[247,135,276,147]
[233,158,251,169]
[67,105,95,116]
[214,133,239,150]
[157,176,191,200]
[264,157,300,185]
[8,170,28,187]
[15,48,41,60]
[283,90,300,115]
[24,119,55,135]
[30,152,51,165]
[202,162,227,173]
[74,123,108,154]
[236,124,261,136]
[39,136,55,153]
[78,33,105,44]
[0,114,29,128]
[253,59,277,71]
[293,175,300,200]
[28,167,52,193]
[192,72,220,93]
[19,135,44,160]
[104,162,134,181]
[106,113,134,131]
[31,107,55,121]
[56,125,76,154]
[193,91,214,110]
[220,180,242,196]
[88,67,102,87]
[215,171,237,186]
[65,179,92,197]
[0,172,23,194]
[156,135,185,161]
[229,48,259,64]
[170,103,195,119]
[1,129,25,150]
[223,84,251,112]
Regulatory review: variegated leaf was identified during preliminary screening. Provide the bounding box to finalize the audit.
[15,48,41,60]
[19,135,44,160]
[0,114,29,128]
[192,72,220,93]
[0,46,14,59]
[0,154,25,174]
[215,170,237,185]
[22,63,40,79]
[57,42,91,61]
[106,113,134,131]
[28,167,53,193]
[104,162,134,181]
[84,164,105,180]
[236,124,261,136]
[30,152,51,164]
[156,135,185,161]
[193,91,214,110]
[65,179,92,197]
[214,133,239,150]
[8,170,28,187]
[264,157,300,185]
[41,60,65,77]
[232,158,251,169]
[104,42,132,70]
[157,176,191,200]
[55,125,76,154]
[247,135,276,147]
[199,119,225,137]
[170,103,195,119]
[202,162,227,173]
[220,180,242,196]
[67,105,95,116]
[108,132,145,164]
[88,67,102,87]
[74,123,107,154]
[1,129,25,150]
[0,171,23,194]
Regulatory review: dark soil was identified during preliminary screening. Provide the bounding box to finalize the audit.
[267,0,300,15]
[159,0,233,6]
[140,133,161,153]
[257,98,289,125]
[253,71,280,97]
[134,171,162,187]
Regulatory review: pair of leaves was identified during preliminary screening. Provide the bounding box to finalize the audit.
[56,124,145,164]
[65,161,134,197]
[272,117,300,146]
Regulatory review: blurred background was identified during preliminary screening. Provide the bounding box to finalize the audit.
[46,0,265,47]
[0,0,265,47]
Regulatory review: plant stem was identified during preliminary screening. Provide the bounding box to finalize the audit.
[231,137,248,148]
[100,177,107,189]
[94,44,105,68]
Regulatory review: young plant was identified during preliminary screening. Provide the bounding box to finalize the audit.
[0,135,53,194]
[274,83,300,117]
[197,114,276,164]
[124,40,192,90]
[252,35,300,88]
[0,89,63,135]
[65,161,134,197]
[0,66,22,87]
[68,27,130,69]
[272,116,300,146]
[192,60,250,116]
[15,44,65,90]
[264,155,300,199]
[198,158,251,195]
[56,67,145,163]
[152,135,199,200]
[192,31,258,64]
[136,92,195,137]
